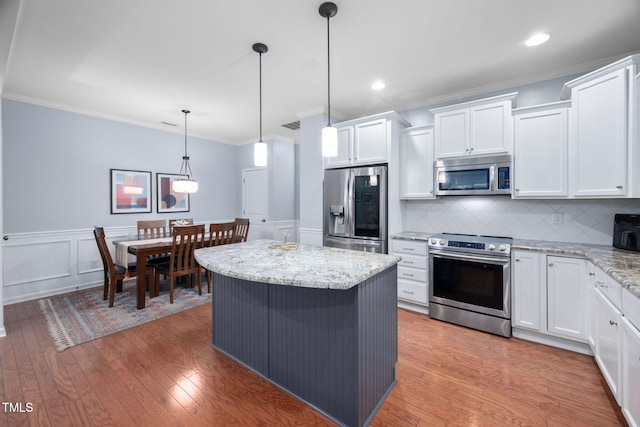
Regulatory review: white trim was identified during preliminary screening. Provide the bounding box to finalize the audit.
[512,327,593,355]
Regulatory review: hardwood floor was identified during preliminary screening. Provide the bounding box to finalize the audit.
[0,299,627,426]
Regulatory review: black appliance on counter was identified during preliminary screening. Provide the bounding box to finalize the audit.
[613,214,640,252]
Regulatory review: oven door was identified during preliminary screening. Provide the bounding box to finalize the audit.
[429,250,510,319]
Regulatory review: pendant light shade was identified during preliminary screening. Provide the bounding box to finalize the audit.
[319,2,338,158]
[321,125,338,157]
[172,109,199,193]
[253,42,269,167]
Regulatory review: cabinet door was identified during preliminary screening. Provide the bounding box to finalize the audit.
[587,263,597,350]
[622,316,640,427]
[513,108,568,198]
[470,101,512,156]
[399,126,434,199]
[511,250,543,331]
[594,288,622,403]
[570,68,628,197]
[546,256,588,341]
[324,126,353,168]
[434,109,468,158]
[353,119,387,165]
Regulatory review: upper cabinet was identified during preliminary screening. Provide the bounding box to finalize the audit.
[324,112,410,169]
[512,102,570,198]
[430,93,516,159]
[561,54,640,198]
[399,125,434,199]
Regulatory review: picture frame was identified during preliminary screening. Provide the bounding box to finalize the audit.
[156,173,190,213]
[110,169,152,214]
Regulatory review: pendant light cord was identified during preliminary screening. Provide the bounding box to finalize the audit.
[326,15,331,127]
[180,109,192,177]
[259,51,263,142]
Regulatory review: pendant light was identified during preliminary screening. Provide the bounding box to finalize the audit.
[172,109,199,193]
[253,42,268,167]
[319,2,338,158]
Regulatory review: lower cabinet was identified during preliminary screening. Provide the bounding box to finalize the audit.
[622,315,640,427]
[511,250,588,343]
[594,288,622,403]
[391,239,428,308]
[546,255,588,341]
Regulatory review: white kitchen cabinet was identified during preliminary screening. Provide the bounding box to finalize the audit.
[587,262,597,350]
[561,54,640,198]
[431,93,516,159]
[511,251,588,344]
[594,288,622,403]
[547,255,588,341]
[622,315,640,427]
[511,250,544,331]
[399,125,434,199]
[324,112,410,168]
[391,239,428,308]
[512,103,569,198]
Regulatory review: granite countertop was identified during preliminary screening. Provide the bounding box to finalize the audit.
[194,239,401,290]
[391,232,640,299]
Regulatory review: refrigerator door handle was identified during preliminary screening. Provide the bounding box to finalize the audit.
[346,170,354,238]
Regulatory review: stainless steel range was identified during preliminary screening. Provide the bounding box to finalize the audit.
[428,233,512,337]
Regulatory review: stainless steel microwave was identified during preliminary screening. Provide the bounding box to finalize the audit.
[435,154,512,196]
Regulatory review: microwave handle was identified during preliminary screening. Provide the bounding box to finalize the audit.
[489,165,496,191]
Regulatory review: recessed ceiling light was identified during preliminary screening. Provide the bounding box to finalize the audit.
[371,80,386,91]
[525,33,551,47]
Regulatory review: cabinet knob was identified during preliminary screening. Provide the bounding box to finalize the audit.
[515,258,520,262]
[616,185,623,189]
[588,272,595,276]
[402,290,415,295]
[609,320,618,326]
[548,262,554,267]
[469,147,474,152]
[515,188,520,192]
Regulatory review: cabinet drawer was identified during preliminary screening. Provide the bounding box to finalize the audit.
[398,279,427,304]
[398,266,428,282]
[396,253,427,270]
[595,268,622,310]
[391,239,428,256]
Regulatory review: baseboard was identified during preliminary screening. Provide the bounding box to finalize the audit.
[512,327,593,355]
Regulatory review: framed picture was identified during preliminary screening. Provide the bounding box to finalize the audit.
[156,173,190,213]
[110,169,152,214]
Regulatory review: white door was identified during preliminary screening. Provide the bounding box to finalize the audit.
[242,168,268,240]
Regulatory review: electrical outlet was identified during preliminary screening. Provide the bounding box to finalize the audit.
[552,212,564,225]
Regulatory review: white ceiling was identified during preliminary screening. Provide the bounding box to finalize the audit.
[4,0,640,145]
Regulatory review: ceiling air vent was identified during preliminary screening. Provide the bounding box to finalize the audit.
[281,120,300,130]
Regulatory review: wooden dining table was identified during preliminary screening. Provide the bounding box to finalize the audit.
[115,237,175,309]
[115,228,233,309]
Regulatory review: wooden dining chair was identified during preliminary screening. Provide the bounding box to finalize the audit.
[137,219,167,239]
[169,218,194,236]
[93,226,128,308]
[233,217,250,243]
[152,224,205,302]
[205,221,236,292]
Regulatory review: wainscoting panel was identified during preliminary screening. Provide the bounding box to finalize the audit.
[4,240,72,286]
[299,227,322,246]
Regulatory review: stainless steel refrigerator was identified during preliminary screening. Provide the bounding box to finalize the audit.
[323,165,388,253]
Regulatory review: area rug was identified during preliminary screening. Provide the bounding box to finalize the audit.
[39,283,211,351]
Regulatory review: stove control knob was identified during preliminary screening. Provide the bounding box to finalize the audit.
[438,239,445,245]
[429,238,437,245]
[488,244,496,251]
[499,245,507,252]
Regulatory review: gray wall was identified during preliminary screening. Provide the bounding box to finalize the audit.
[2,99,241,233]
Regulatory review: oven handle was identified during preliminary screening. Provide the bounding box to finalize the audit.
[429,249,510,265]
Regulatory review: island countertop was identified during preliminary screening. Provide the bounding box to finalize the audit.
[195,239,401,290]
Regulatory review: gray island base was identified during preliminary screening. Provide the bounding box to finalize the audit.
[195,240,400,427]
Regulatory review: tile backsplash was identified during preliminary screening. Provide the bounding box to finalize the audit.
[402,197,640,245]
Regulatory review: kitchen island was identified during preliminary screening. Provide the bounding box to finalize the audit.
[194,240,401,427]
